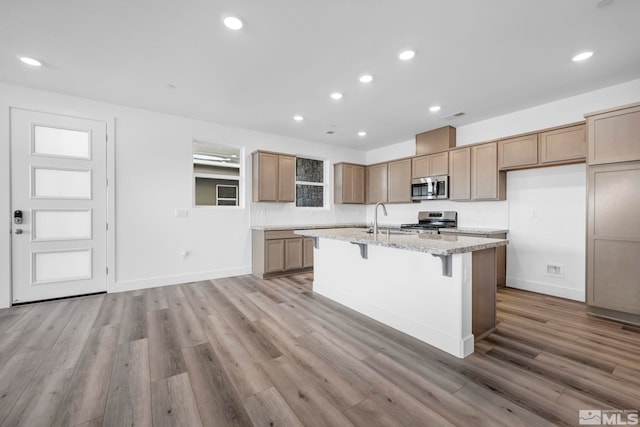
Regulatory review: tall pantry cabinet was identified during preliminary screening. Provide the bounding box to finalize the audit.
[585,102,640,325]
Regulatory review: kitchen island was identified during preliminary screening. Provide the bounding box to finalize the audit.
[294,228,508,358]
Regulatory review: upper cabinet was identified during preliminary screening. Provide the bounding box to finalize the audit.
[387,158,412,203]
[449,147,471,201]
[539,124,586,164]
[498,134,538,169]
[416,126,456,155]
[498,123,586,171]
[252,150,295,202]
[334,163,365,204]
[586,103,640,165]
[412,151,449,178]
[366,163,388,204]
[471,143,506,201]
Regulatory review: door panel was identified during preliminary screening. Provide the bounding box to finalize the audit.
[11,109,108,303]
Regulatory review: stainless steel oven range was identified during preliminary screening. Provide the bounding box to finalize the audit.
[400,211,457,234]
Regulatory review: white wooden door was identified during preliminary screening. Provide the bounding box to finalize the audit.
[10,108,108,303]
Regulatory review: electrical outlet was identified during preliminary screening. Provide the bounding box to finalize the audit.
[174,209,189,218]
[545,263,563,278]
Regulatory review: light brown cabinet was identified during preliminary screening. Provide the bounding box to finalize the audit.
[366,163,388,204]
[539,124,586,164]
[586,102,640,325]
[411,152,449,178]
[387,158,412,203]
[334,163,365,204]
[416,126,456,155]
[449,147,471,200]
[586,103,640,165]
[471,143,506,201]
[252,229,313,279]
[252,151,295,202]
[498,123,586,170]
[498,135,538,169]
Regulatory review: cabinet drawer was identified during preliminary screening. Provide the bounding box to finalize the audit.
[265,230,298,240]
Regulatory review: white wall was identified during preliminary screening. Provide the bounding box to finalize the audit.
[365,78,640,301]
[507,164,586,301]
[0,82,366,307]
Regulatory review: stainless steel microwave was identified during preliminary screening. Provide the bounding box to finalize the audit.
[411,175,448,200]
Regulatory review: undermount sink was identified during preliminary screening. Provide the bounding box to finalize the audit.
[363,228,411,235]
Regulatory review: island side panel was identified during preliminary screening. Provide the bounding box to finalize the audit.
[472,248,497,339]
[312,238,474,358]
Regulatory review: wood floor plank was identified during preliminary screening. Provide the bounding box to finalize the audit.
[151,372,203,427]
[181,342,253,427]
[256,317,367,411]
[51,325,119,427]
[16,299,78,353]
[204,312,272,398]
[37,295,104,375]
[92,293,124,328]
[242,387,304,427]
[343,398,404,427]
[212,279,268,322]
[1,368,74,427]
[263,355,356,427]
[118,294,148,344]
[147,309,187,382]
[102,339,151,427]
[0,350,47,424]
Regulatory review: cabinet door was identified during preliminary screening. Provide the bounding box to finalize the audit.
[588,104,640,165]
[278,155,296,202]
[265,239,285,273]
[429,152,449,176]
[351,165,365,204]
[284,238,303,270]
[366,163,388,204]
[303,237,314,268]
[498,134,538,169]
[387,159,412,203]
[471,143,499,200]
[449,147,471,200]
[411,156,430,179]
[539,124,586,164]
[256,152,279,201]
[587,163,640,315]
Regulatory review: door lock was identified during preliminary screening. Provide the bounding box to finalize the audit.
[14,210,23,224]
[15,229,23,234]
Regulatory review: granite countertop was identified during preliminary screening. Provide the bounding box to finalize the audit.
[252,223,367,231]
[294,228,508,256]
[439,227,509,235]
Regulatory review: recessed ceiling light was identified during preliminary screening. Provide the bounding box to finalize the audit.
[358,131,367,137]
[330,92,343,100]
[293,115,304,121]
[429,105,441,112]
[572,51,594,62]
[398,50,415,61]
[19,57,42,67]
[223,16,243,30]
[359,75,373,83]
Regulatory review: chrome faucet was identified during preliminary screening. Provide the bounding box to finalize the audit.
[373,202,388,235]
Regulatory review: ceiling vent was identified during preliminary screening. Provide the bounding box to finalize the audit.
[443,111,466,121]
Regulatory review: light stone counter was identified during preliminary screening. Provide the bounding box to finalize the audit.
[439,227,509,236]
[295,227,508,256]
[251,223,366,231]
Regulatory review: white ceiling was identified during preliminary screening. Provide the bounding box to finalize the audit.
[1,0,639,149]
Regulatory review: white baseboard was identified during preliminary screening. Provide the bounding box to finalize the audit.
[506,277,585,302]
[112,266,251,293]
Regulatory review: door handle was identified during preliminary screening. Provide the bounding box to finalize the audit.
[14,229,23,234]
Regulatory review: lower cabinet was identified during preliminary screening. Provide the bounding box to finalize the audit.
[252,230,314,278]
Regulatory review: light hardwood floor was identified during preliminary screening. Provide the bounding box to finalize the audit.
[0,274,639,426]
